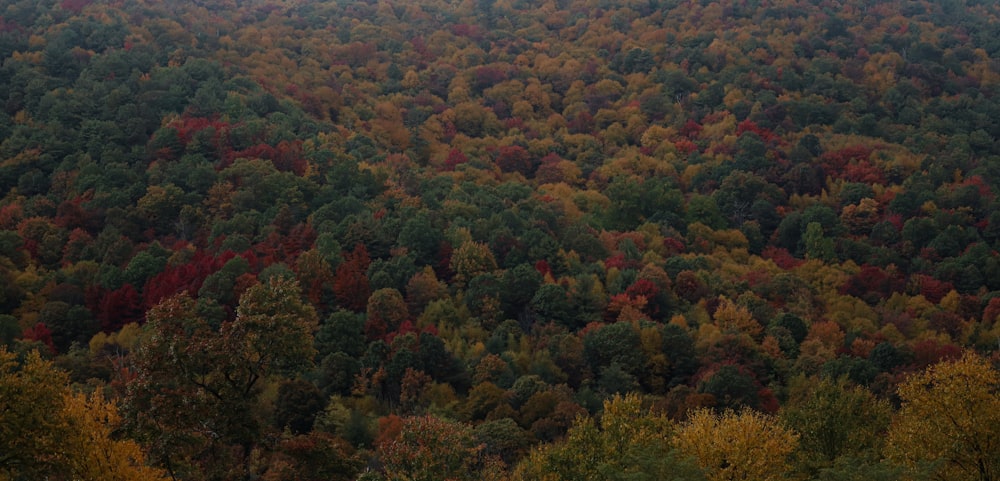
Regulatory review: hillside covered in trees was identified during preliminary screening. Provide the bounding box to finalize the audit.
[2,0,1000,479]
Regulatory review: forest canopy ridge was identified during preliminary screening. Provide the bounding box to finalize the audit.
[1,0,1000,480]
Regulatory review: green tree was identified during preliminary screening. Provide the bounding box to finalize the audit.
[274,379,326,435]
[197,255,251,306]
[687,195,728,230]
[227,277,319,377]
[530,283,573,327]
[501,263,543,320]
[781,377,892,477]
[315,310,366,358]
[398,211,442,265]
[123,278,318,480]
[697,365,761,411]
[474,417,534,465]
[804,222,836,262]
[713,171,784,225]
[583,322,646,389]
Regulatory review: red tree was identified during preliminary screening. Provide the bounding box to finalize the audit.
[143,250,231,310]
[841,264,906,304]
[334,244,372,312]
[98,284,144,332]
[494,145,536,177]
[21,323,56,354]
[442,149,468,171]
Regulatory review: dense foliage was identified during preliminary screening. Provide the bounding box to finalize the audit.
[2,0,1000,479]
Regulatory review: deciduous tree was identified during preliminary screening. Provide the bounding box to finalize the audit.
[1,348,167,481]
[123,277,318,480]
[886,351,1000,481]
[514,393,704,481]
[377,415,496,481]
[334,243,372,312]
[781,376,892,477]
[675,408,798,481]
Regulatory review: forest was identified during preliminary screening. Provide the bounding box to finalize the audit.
[1,0,1000,479]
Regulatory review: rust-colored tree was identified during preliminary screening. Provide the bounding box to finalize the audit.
[333,243,371,312]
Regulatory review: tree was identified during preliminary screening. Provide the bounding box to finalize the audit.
[123,278,318,480]
[1,348,167,481]
[530,283,573,327]
[464,381,511,421]
[494,145,537,177]
[514,393,705,481]
[886,351,1000,481]
[398,212,442,264]
[274,379,326,435]
[59,390,169,481]
[377,415,497,481]
[712,297,762,338]
[315,310,366,358]
[464,273,503,323]
[123,294,237,479]
[781,377,892,477]
[659,323,700,388]
[500,263,543,320]
[227,276,319,378]
[294,249,334,307]
[474,418,533,465]
[334,244,371,312]
[675,408,799,481]
[98,283,144,333]
[405,266,448,316]
[803,222,836,262]
[1,348,74,479]
[583,322,646,385]
[199,255,252,307]
[365,288,408,340]
[697,365,762,412]
[262,431,362,481]
[450,241,497,287]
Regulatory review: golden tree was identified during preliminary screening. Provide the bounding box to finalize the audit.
[1,348,166,481]
[450,241,498,287]
[886,351,1000,481]
[514,393,704,481]
[62,391,168,481]
[675,408,798,481]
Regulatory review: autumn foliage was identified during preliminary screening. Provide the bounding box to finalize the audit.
[2,0,1000,479]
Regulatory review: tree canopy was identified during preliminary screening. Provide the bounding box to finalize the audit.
[2,0,1000,479]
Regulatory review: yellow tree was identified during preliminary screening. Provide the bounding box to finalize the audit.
[62,391,168,481]
[1,349,70,479]
[712,296,762,338]
[514,393,704,481]
[450,241,498,287]
[886,351,1000,481]
[1,348,167,481]
[675,408,798,481]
